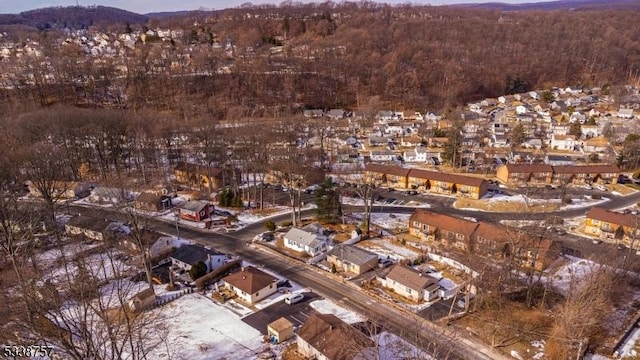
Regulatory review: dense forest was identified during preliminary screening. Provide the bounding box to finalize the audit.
[1,2,640,115]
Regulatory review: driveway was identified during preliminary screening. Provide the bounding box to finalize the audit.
[242,291,320,334]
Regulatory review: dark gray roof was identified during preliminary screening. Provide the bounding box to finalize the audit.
[177,200,210,212]
[66,216,111,233]
[171,244,224,266]
[327,245,377,266]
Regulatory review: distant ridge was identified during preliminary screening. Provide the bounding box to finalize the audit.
[0,6,148,30]
[451,0,640,11]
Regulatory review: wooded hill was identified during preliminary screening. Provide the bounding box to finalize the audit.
[1,2,640,113]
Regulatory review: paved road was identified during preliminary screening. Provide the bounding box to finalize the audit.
[70,204,509,360]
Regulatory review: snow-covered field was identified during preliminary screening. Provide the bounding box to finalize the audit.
[351,212,411,232]
[357,239,422,261]
[149,293,267,360]
[309,299,365,324]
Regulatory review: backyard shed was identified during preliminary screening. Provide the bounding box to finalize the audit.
[267,317,294,344]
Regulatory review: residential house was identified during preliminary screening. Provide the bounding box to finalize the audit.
[26,181,90,200]
[368,136,389,147]
[283,228,329,256]
[128,288,156,311]
[383,264,440,302]
[89,186,133,204]
[550,134,577,151]
[170,244,227,273]
[496,164,554,185]
[326,109,346,120]
[303,108,325,118]
[176,200,214,222]
[326,245,379,275]
[369,150,398,162]
[582,136,609,154]
[364,164,410,189]
[174,162,228,191]
[297,313,374,360]
[222,266,278,304]
[407,168,488,199]
[585,207,640,247]
[618,107,635,119]
[551,165,619,185]
[408,209,479,249]
[134,191,172,212]
[544,155,575,166]
[65,216,127,242]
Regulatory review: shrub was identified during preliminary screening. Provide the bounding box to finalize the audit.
[592,194,602,200]
[331,263,337,273]
[280,221,293,227]
[265,220,276,231]
[634,169,640,179]
[562,197,573,204]
[189,261,208,281]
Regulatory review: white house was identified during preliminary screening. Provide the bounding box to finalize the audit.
[550,134,577,151]
[515,105,528,115]
[283,228,329,256]
[170,244,227,273]
[369,151,398,162]
[382,264,440,303]
[222,266,278,304]
[618,107,635,119]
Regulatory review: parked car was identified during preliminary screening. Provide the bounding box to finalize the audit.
[456,293,475,308]
[378,258,394,268]
[284,293,304,305]
[594,184,607,191]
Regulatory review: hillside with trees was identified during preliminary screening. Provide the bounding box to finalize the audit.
[0,3,639,114]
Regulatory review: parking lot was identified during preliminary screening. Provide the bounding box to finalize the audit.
[242,291,321,334]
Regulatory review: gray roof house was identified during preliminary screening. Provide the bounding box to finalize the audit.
[326,245,378,275]
[283,228,329,256]
[170,244,227,273]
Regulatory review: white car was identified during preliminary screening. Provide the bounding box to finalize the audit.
[284,293,304,305]
[594,184,607,191]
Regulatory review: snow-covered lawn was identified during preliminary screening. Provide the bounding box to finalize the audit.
[357,239,422,261]
[309,299,365,324]
[150,293,267,360]
[375,331,433,360]
[559,195,609,210]
[46,250,132,286]
[37,240,102,269]
[351,212,411,232]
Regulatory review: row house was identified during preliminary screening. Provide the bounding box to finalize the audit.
[585,207,640,248]
[408,209,479,249]
[364,165,488,199]
[496,164,553,185]
[409,209,560,271]
[496,164,619,186]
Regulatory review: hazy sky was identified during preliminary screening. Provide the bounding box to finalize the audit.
[1,0,556,15]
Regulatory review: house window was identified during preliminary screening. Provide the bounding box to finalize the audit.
[406,287,412,294]
[256,291,259,297]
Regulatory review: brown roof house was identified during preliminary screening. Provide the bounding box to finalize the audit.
[496,164,553,185]
[585,207,640,248]
[408,209,479,249]
[222,266,278,304]
[382,264,441,303]
[326,244,379,275]
[128,287,156,312]
[297,313,374,360]
[134,191,172,212]
[407,168,488,199]
[174,162,227,191]
[65,216,129,242]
